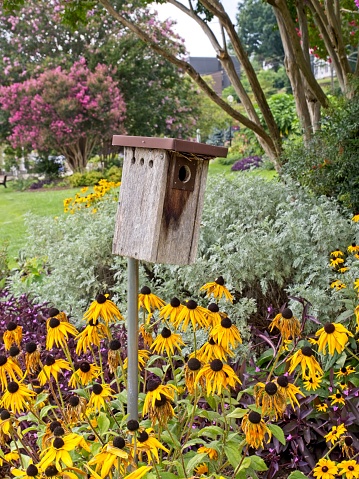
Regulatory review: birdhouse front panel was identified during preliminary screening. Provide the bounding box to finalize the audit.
[112,136,228,265]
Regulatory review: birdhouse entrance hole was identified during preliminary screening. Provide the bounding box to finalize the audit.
[172,156,196,191]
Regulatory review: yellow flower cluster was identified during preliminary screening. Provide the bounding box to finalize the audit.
[63,179,120,214]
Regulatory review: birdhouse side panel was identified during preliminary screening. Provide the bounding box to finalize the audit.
[155,153,209,265]
[112,148,169,260]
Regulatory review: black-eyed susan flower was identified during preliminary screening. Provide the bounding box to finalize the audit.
[303,373,323,391]
[123,350,150,372]
[173,300,210,331]
[205,303,223,327]
[254,381,287,420]
[194,464,209,476]
[184,357,203,395]
[40,433,87,471]
[87,437,131,478]
[1,380,35,414]
[25,342,41,374]
[329,390,346,406]
[75,319,109,355]
[316,402,328,413]
[122,465,152,479]
[139,323,154,348]
[46,317,78,350]
[0,409,11,446]
[142,379,177,418]
[209,317,242,350]
[88,383,114,412]
[241,411,272,449]
[10,463,41,479]
[275,375,304,410]
[159,297,184,326]
[3,322,22,350]
[197,446,218,460]
[331,250,344,258]
[151,327,185,356]
[341,436,355,458]
[107,339,122,374]
[148,392,175,426]
[41,420,64,449]
[138,286,165,313]
[65,394,87,425]
[38,355,71,386]
[335,365,356,378]
[0,354,23,389]
[288,346,323,378]
[348,243,359,253]
[200,276,233,303]
[69,361,100,387]
[135,428,169,463]
[330,280,346,290]
[315,322,353,355]
[352,214,359,222]
[83,294,123,324]
[338,460,359,479]
[269,308,301,341]
[330,256,345,268]
[313,458,338,479]
[325,424,347,445]
[195,359,241,396]
[47,308,69,323]
[196,337,234,363]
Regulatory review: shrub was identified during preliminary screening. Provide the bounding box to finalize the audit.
[68,170,104,187]
[282,95,359,212]
[8,175,354,327]
[231,155,262,171]
[105,165,122,183]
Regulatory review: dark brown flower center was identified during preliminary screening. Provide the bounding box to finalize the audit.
[69,395,80,407]
[48,307,60,317]
[265,382,278,395]
[215,276,225,285]
[137,431,149,442]
[349,466,354,471]
[92,383,103,395]
[26,464,39,476]
[53,426,65,437]
[7,381,19,393]
[161,327,172,338]
[186,299,197,310]
[109,339,121,350]
[345,436,353,446]
[208,337,216,345]
[49,420,61,432]
[26,342,37,354]
[113,436,126,449]
[221,317,232,328]
[140,286,151,295]
[96,294,107,304]
[49,317,60,328]
[53,437,65,449]
[301,346,313,357]
[210,359,223,372]
[277,375,289,388]
[248,411,261,424]
[324,322,335,334]
[336,393,342,399]
[282,308,293,319]
[146,378,160,392]
[341,367,347,373]
[45,465,58,477]
[155,393,167,407]
[127,419,139,431]
[6,321,17,331]
[170,297,180,307]
[187,358,201,371]
[0,410,10,420]
[80,361,91,373]
[0,355,7,366]
[45,355,56,366]
[9,346,20,357]
[208,303,219,313]
[321,466,328,472]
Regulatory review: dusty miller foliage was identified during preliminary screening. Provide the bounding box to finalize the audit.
[8,175,355,330]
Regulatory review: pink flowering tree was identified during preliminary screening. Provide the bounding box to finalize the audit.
[0,58,126,172]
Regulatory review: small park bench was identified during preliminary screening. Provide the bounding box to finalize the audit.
[0,175,7,188]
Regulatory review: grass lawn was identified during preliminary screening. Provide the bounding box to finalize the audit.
[0,186,79,265]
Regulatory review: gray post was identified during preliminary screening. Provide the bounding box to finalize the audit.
[127,257,139,421]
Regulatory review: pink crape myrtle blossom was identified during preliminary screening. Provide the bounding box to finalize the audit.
[0,58,126,172]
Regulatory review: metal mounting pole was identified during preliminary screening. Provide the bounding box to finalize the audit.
[127,257,139,421]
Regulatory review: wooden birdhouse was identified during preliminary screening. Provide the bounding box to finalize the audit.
[112,135,228,265]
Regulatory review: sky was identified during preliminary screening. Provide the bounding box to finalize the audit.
[155,1,239,57]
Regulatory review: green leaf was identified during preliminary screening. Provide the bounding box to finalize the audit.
[227,407,248,419]
[268,424,286,445]
[186,453,207,475]
[35,392,49,406]
[198,425,224,439]
[197,410,222,422]
[161,430,181,449]
[97,412,110,435]
[224,442,243,469]
[287,472,308,479]
[181,439,204,450]
[257,349,274,366]
[206,394,220,410]
[159,473,178,479]
[40,404,57,419]
[250,455,268,471]
[146,367,164,379]
[336,309,353,322]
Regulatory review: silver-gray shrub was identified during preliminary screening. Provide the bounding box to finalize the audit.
[8,174,354,330]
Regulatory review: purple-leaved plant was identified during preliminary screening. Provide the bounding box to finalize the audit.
[231,155,262,171]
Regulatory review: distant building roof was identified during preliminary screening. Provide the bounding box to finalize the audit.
[188,56,241,94]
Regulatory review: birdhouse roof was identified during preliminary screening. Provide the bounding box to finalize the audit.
[112,135,227,159]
